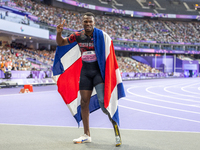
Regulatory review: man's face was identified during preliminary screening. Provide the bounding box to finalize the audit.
[82,15,95,32]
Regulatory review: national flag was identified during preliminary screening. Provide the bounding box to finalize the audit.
[52,28,125,125]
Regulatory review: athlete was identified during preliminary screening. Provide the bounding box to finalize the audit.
[56,12,121,146]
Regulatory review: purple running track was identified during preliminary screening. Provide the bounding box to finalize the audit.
[0,78,200,132]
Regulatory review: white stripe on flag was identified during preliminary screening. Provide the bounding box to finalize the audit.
[106,85,118,118]
[61,44,81,70]
[102,31,112,59]
[67,91,81,116]
[116,68,122,84]
[91,87,97,96]
[67,89,97,116]
[52,74,60,83]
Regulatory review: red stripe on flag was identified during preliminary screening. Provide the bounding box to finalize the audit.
[57,58,82,104]
[104,41,118,108]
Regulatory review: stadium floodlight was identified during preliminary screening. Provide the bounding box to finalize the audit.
[195,4,200,11]
[148,2,155,9]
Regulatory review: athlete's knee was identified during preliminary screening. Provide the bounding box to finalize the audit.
[81,98,89,109]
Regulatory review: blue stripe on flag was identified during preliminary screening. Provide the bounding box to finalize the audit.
[93,28,105,81]
[74,105,81,125]
[74,94,100,125]
[53,42,78,76]
[112,108,119,126]
[117,83,126,99]
[89,94,100,113]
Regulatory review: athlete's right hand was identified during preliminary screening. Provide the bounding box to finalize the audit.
[56,19,66,33]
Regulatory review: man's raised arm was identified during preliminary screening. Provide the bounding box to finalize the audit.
[56,19,69,46]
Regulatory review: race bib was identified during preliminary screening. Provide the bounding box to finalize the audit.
[82,51,97,62]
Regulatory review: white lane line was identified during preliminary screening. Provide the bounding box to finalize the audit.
[198,87,200,91]
[0,123,78,128]
[119,105,200,123]
[128,80,188,87]
[122,95,200,115]
[145,86,200,105]
[127,86,200,105]
[0,90,57,97]
[181,83,200,95]
[124,81,182,89]
[164,84,200,98]
[124,81,178,88]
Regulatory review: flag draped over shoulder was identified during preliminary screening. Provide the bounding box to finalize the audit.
[52,28,125,125]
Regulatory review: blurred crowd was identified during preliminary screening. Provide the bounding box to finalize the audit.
[11,43,55,66]
[117,56,160,73]
[177,55,194,61]
[0,46,32,72]
[5,0,199,44]
[0,44,54,72]
[1,0,198,75]
[0,43,160,74]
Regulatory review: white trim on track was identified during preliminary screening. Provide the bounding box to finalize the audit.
[0,123,200,133]
[119,105,200,124]
[0,90,57,97]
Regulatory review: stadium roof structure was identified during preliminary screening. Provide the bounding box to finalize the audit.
[76,0,200,15]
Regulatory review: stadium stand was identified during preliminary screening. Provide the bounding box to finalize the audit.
[117,56,161,73]
[77,0,200,15]
[0,44,160,75]
[1,0,200,81]
[0,0,199,45]
[177,54,194,61]
[78,0,114,8]
[0,44,54,72]
[12,1,200,44]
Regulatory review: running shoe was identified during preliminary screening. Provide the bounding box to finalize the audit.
[115,135,122,147]
[73,134,92,144]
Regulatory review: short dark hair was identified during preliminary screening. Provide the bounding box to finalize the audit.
[83,12,95,18]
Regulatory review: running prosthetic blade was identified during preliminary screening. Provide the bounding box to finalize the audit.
[108,115,122,146]
[113,122,122,147]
